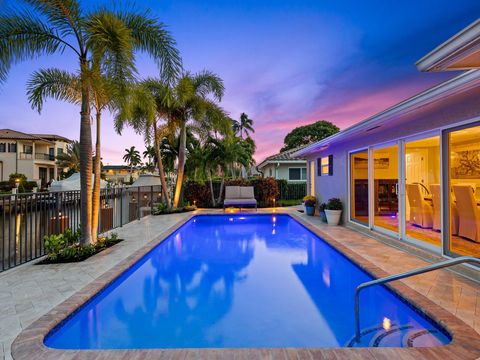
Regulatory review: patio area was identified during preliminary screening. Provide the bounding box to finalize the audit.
[2,207,480,359]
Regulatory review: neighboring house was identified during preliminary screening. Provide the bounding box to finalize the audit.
[257,147,307,182]
[0,129,71,186]
[294,19,480,260]
[103,165,140,184]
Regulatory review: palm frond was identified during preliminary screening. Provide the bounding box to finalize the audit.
[192,70,224,101]
[115,11,182,83]
[0,9,76,83]
[22,0,83,40]
[26,68,81,112]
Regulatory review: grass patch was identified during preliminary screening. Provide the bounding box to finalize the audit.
[276,199,302,207]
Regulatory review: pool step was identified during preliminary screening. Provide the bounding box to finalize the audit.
[346,324,442,347]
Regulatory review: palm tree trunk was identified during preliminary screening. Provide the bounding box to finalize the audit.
[79,75,93,245]
[208,171,215,207]
[153,122,171,207]
[91,111,101,243]
[217,176,225,205]
[173,124,186,208]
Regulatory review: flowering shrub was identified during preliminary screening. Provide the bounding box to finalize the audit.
[303,195,317,207]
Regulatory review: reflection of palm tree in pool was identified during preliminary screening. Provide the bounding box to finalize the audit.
[113,227,255,346]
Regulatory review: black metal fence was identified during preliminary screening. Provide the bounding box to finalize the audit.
[277,182,307,200]
[0,185,162,272]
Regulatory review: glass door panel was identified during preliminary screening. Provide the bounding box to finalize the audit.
[404,136,440,248]
[447,125,480,257]
[350,150,369,225]
[373,145,399,233]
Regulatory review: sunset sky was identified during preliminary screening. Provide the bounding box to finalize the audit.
[1,0,479,164]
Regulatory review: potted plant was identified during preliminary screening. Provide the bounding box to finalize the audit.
[325,198,343,225]
[303,195,317,216]
[319,202,327,223]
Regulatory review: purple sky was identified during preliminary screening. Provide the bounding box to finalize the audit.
[1,0,479,164]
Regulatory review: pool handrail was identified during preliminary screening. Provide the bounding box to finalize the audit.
[354,256,480,343]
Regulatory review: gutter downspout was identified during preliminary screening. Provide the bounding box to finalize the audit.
[0,161,3,181]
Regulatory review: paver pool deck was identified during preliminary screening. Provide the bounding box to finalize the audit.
[2,207,480,359]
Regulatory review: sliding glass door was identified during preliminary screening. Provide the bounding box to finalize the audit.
[373,144,399,235]
[350,150,369,225]
[446,124,480,257]
[404,136,441,250]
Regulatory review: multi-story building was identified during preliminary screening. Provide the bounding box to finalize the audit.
[0,129,71,186]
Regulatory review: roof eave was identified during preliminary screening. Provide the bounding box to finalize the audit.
[416,19,480,72]
[294,69,480,157]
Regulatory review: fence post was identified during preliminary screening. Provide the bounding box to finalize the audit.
[150,186,154,214]
[55,192,61,234]
[119,187,123,227]
[137,186,141,220]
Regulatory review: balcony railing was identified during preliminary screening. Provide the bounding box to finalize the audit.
[35,153,55,161]
[18,152,33,160]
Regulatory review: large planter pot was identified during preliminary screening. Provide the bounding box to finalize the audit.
[305,205,315,216]
[325,209,342,225]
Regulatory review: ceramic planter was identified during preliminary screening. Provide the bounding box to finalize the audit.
[319,211,327,223]
[305,205,315,216]
[325,209,342,225]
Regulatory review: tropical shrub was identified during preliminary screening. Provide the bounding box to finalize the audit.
[41,229,120,263]
[326,198,343,210]
[153,203,197,215]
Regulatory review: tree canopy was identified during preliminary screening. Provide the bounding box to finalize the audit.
[281,120,339,152]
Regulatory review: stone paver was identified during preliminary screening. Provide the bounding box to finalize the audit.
[0,212,191,360]
[2,207,480,359]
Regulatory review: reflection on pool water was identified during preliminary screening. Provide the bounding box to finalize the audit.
[45,214,450,349]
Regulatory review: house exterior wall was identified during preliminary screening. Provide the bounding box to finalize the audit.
[258,161,307,182]
[0,138,68,183]
[304,84,480,224]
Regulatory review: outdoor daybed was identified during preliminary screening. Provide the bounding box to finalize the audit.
[223,186,257,211]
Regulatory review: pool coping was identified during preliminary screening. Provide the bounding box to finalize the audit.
[11,211,480,360]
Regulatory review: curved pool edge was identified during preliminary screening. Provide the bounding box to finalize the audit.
[11,211,480,360]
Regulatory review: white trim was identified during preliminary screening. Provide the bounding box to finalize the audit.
[416,19,480,72]
[287,166,307,181]
[257,159,306,170]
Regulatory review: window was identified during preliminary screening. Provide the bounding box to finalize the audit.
[8,143,16,153]
[289,167,307,181]
[269,168,273,177]
[23,145,33,154]
[0,143,5,152]
[317,155,333,176]
[57,148,64,155]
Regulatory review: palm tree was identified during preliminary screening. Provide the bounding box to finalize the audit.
[233,113,254,139]
[165,71,231,208]
[27,69,124,242]
[0,1,181,245]
[143,145,157,164]
[123,146,141,180]
[56,141,81,172]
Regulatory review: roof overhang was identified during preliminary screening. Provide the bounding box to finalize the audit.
[294,69,480,157]
[416,19,480,72]
[257,159,306,169]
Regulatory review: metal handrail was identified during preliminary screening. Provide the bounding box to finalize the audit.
[354,256,480,343]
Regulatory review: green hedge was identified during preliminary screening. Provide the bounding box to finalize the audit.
[183,178,305,208]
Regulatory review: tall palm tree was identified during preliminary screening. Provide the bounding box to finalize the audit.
[0,1,181,244]
[27,69,123,242]
[123,146,141,180]
[143,145,157,164]
[114,81,173,205]
[165,71,231,208]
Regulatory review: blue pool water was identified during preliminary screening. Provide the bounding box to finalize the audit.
[45,214,450,349]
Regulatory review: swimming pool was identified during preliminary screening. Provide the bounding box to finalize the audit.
[44,214,450,349]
